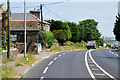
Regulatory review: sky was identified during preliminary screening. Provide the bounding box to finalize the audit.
[0,0,119,37]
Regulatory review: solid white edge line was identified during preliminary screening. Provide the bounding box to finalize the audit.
[40,77,44,80]
[89,50,116,80]
[54,57,57,60]
[109,49,118,57]
[48,61,53,66]
[43,67,49,73]
[85,50,96,79]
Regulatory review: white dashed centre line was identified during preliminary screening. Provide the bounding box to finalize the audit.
[48,61,53,66]
[58,55,61,57]
[54,57,58,60]
[43,67,49,73]
[40,77,44,80]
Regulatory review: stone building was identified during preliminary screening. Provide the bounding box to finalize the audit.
[10,13,39,53]
[30,9,50,32]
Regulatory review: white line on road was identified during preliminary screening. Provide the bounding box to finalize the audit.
[48,61,53,66]
[40,77,44,80]
[85,50,96,79]
[58,55,61,57]
[109,50,118,57]
[89,50,116,79]
[54,57,58,60]
[43,67,49,73]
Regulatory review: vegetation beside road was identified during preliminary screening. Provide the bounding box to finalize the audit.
[2,66,18,78]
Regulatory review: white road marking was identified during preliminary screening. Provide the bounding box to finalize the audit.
[85,50,96,79]
[89,64,95,67]
[94,73,105,76]
[54,57,58,60]
[91,68,99,71]
[109,50,118,57]
[40,77,44,80]
[89,50,116,79]
[48,61,53,66]
[58,55,61,57]
[43,67,49,73]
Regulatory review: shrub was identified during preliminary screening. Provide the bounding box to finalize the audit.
[64,41,74,46]
[53,39,58,43]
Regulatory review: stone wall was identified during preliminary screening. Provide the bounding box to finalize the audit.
[11,31,38,54]
[10,21,39,31]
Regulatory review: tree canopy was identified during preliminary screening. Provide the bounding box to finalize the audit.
[113,14,120,41]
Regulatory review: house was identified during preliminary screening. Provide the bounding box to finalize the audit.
[30,9,50,32]
[0,8,3,48]
[10,13,39,53]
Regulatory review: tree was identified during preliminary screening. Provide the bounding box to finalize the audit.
[2,31,8,50]
[67,22,81,42]
[113,14,120,41]
[63,22,72,41]
[38,30,54,49]
[52,30,67,45]
[79,19,101,42]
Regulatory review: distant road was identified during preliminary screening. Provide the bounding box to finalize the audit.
[23,49,119,80]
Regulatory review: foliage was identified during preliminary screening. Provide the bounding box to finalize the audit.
[79,19,101,42]
[45,31,54,48]
[64,41,75,46]
[52,30,67,45]
[96,38,105,47]
[0,47,2,55]
[70,24,81,42]
[15,54,36,66]
[2,66,18,78]
[2,31,8,50]
[113,14,120,41]
[38,30,54,48]
[63,22,72,41]
[53,39,58,43]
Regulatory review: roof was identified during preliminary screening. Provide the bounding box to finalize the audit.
[10,13,39,21]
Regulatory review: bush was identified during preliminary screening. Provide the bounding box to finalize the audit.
[0,47,2,55]
[15,54,36,66]
[53,39,58,43]
[64,41,75,46]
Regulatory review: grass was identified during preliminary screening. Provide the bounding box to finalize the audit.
[15,54,36,67]
[2,57,15,64]
[2,66,18,78]
[50,46,86,52]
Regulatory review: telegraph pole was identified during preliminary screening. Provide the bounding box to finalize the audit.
[7,0,10,59]
[24,0,26,58]
[40,4,43,30]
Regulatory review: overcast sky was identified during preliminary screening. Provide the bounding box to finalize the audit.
[0,0,119,37]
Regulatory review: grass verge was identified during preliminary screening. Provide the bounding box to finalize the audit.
[2,66,18,78]
[15,54,37,67]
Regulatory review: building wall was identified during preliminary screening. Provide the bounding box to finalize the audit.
[10,21,39,31]
[10,21,39,53]
[11,31,38,53]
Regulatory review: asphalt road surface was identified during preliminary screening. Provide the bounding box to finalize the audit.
[22,49,119,80]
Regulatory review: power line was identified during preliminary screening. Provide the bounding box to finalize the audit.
[44,0,70,5]
[44,6,68,21]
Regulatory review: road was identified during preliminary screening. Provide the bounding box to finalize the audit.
[22,49,119,80]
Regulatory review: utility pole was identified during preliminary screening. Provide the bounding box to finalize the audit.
[110,37,112,47]
[40,4,43,30]
[7,0,10,59]
[24,0,26,58]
